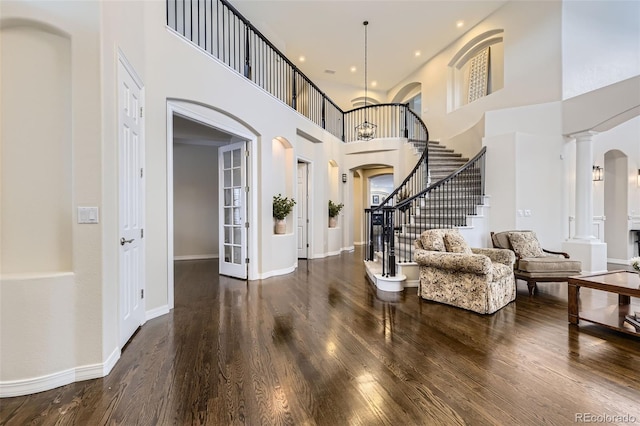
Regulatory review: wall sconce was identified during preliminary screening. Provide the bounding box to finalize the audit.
[592,165,603,182]
[342,173,347,183]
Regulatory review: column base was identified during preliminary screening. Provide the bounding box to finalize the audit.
[562,240,607,274]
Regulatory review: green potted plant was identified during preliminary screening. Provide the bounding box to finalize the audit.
[328,200,344,228]
[273,194,296,234]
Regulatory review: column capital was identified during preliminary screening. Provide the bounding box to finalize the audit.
[569,130,598,141]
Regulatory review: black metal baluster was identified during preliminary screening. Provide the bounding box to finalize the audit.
[244,26,250,78]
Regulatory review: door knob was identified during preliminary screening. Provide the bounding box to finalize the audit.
[120,237,135,246]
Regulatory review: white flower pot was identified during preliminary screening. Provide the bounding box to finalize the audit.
[275,219,286,234]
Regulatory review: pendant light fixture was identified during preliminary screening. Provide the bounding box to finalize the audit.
[356,20,377,141]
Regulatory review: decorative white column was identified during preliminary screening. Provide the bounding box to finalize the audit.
[562,131,607,273]
[573,131,597,240]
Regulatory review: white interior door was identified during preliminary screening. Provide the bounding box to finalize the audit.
[297,162,309,258]
[118,57,145,348]
[219,142,247,279]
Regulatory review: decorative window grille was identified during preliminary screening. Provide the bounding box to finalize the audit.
[467,47,490,103]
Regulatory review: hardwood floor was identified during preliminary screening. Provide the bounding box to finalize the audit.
[2,249,639,425]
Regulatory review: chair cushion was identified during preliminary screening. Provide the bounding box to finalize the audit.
[491,231,513,249]
[508,231,544,258]
[518,256,582,273]
[419,230,445,252]
[443,230,472,254]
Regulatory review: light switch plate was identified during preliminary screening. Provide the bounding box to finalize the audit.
[78,207,99,224]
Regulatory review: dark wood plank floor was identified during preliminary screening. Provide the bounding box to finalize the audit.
[2,249,639,425]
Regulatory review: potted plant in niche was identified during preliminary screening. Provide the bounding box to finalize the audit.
[273,194,296,234]
[328,200,344,228]
[395,189,411,213]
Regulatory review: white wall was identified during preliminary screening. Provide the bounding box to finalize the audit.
[484,102,566,250]
[562,0,640,100]
[173,143,219,259]
[1,0,105,394]
[386,0,562,146]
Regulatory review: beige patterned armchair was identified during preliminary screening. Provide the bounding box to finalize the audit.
[414,229,516,314]
[491,230,582,295]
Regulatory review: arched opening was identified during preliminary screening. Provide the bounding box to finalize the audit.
[167,100,258,308]
[604,149,629,262]
[350,165,394,245]
[448,29,504,111]
[272,136,295,234]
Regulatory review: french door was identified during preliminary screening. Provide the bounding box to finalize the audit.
[218,142,248,279]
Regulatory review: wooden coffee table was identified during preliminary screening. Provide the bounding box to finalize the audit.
[568,270,640,336]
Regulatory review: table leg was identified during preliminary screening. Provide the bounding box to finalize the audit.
[619,294,630,305]
[568,283,580,325]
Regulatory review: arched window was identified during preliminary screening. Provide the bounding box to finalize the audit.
[448,29,504,111]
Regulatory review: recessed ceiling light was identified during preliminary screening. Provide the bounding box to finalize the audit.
[299,55,306,62]
[456,20,464,28]
[350,66,357,73]
[371,81,377,87]
[414,50,421,57]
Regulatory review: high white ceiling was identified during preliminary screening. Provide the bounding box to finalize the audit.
[232,0,508,99]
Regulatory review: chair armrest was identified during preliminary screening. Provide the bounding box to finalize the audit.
[471,248,515,266]
[414,249,492,275]
[542,248,570,258]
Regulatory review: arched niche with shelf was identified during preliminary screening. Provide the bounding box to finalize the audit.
[448,29,504,111]
[271,137,295,234]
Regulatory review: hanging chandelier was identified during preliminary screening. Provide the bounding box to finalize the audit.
[356,20,377,141]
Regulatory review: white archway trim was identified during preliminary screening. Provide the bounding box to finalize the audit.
[166,100,259,309]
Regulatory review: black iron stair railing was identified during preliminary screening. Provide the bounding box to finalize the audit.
[364,147,486,277]
[167,0,344,139]
[165,0,430,146]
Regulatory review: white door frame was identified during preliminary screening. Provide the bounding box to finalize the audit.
[166,101,257,309]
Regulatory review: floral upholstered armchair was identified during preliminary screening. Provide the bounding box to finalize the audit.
[414,229,516,314]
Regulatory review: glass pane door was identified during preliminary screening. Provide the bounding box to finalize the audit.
[219,142,247,279]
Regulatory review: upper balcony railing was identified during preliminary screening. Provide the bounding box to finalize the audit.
[165,0,429,145]
[167,0,344,138]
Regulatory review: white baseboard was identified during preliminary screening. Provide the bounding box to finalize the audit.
[607,258,631,266]
[0,347,121,398]
[404,279,419,288]
[258,265,296,280]
[174,254,218,261]
[146,305,170,321]
[101,347,121,376]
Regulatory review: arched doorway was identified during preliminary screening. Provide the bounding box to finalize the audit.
[604,149,629,263]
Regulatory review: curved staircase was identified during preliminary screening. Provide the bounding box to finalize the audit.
[365,141,488,290]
